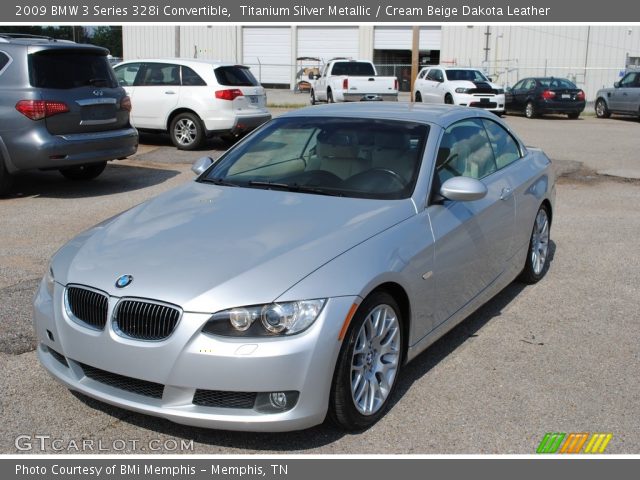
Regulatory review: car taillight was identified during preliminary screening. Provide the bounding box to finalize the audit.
[120,95,132,112]
[541,90,556,100]
[215,89,244,101]
[343,78,348,90]
[394,78,398,90]
[15,100,69,120]
[576,90,585,101]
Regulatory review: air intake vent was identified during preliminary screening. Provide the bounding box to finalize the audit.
[193,390,257,409]
[66,286,109,330]
[114,299,181,341]
[79,363,164,399]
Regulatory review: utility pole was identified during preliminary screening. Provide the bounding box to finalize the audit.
[410,26,419,101]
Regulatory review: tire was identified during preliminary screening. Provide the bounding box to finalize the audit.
[525,101,537,119]
[595,98,611,119]
[327,89,334,104]
[444,94,454,105]
[170,112,205,150]
[567,112,580,120]
[0,158,12,196]
[415,91,422,103]
[59,161,107,181]
[519,204,551,284]
[329,291,403,431]
[310,89,316,105]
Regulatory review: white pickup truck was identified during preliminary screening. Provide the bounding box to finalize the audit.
[310,59,398,104]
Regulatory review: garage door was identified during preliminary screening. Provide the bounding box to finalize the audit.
[374,27,441,50]
[242,27,291,85]
[298,27,359,62]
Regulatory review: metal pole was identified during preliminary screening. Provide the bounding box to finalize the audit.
[410,26,419,100]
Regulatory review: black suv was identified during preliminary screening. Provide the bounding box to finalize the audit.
[0,34,138,194]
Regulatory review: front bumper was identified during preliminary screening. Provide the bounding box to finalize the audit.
[33,279,355,432]
[455,93,505,112]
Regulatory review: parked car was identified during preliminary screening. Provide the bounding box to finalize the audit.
[0,34,138,195]
[505,77,586,119]
[594,70,640,119]
[413,66,505,114]
[310,58,398,104]
[113,59,271,150]
[34,103,555,432]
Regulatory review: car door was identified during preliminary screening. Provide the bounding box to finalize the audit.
[414,68,428,100]
[314,64,329,101]
[608,72,635,111]
[515,78,536,112]
[128,62,181,129]
[428,119,516,328]
[424,69,444,103]
[620,72,640,112]
[506,79,525,112]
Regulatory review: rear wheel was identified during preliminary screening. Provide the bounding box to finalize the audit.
[444,94,454,105]
[0,159,12,195]
[327,89,334,104]
[567,112,580,119]
[525,101,537,119]
[310,89,317,105]
[414,91,422,102]
[59,161,107,181]
[595,98,611,118]
[519,205,551,284]
[170,112,205,150]
[329,291,403,430]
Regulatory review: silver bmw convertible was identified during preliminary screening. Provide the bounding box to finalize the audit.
[34,103,555,432]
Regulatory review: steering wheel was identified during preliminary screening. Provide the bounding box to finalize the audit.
[345,168,406,191]
[303,169,343,187]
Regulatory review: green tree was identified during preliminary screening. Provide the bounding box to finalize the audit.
[90,26,122,57]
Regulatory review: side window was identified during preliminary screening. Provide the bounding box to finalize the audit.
[512,79,525,90]
[435,119,497,186]
[418,69,427,79]
[181,66,206,86]
[482,120,522,170]
[620,72,638,87]
[138,63,180,86]
[523,79,536,90]
[433,70,444,82]
[0,52,10,73]
[114,63,141,86]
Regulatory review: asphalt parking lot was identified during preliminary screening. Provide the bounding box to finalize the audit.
[1,98,639,454]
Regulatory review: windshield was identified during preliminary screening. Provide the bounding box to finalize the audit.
[201,117,429,200]
[445,69,489,82]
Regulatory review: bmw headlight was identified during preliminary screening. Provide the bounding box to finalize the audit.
[455,87,470,93]
[45,264,55,297]
[202,299,326,337]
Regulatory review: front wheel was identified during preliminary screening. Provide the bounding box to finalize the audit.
[310,89,316,105]
[329,292,403,430]
[414,91,422,102]
[595,98,611,118]
[59,161,107,181]
[444,94,454,105]
[519,205,551,284]
[170,112,205,150]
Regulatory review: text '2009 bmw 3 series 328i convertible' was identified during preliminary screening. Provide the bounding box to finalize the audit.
[34,103,555,432]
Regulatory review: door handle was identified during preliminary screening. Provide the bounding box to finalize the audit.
[164,91,176,95]
[500,187,513,200]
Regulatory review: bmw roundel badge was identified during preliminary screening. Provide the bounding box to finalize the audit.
[115,274,133,288]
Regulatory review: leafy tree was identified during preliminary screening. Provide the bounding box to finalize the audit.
[90,26,122,57]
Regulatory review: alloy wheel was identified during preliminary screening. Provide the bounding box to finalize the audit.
[530,208,550,275]
[174,118,197,146]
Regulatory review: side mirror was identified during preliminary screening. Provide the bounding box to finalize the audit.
[505,86,512,93]
[440,177,488,202]
[614,81,620,88]
[314,74,321,80]
[192,156,214,176]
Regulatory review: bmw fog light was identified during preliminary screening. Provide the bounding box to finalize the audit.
[255,391,300,413]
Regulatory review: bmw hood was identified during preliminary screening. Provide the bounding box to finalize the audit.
[52,181,416,313]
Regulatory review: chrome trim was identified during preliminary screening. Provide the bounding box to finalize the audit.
[59,128,137,141]
[79,118,117,126]
[112,297,183,342]
[64,284,110,331]
[75,98,117,106]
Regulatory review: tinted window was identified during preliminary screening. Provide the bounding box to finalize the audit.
[214,66,259,86]
[418,69,427,79]
[0,52,9,72]
[330,62,375,76]
[427,69,444,82]
[538,78,577,89]
[29,50,117,89]
[445,69,488,82]
[114,62,141,86]
[523,79,537,90]
[138,63,180,86]
[182,66,206,86]
[620,72,639,87]
[512,79,525,90]
[482,120,522,170]
[435,119,496,184]
[203,117,429,200]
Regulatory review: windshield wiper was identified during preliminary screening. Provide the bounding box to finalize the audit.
[248,181,342,197]
[201,177,238,187]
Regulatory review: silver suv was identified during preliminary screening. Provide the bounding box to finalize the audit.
[0,34,138,195]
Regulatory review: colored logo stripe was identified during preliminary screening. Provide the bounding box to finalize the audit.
[537,433,613,454]
[537,433,565,453]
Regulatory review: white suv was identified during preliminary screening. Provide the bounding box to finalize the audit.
[413,66,505,114]
[114,59,271,149]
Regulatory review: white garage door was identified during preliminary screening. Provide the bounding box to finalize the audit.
[374,27,441,50]
[298,27,359,63]
[243,27,291,85]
